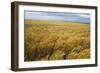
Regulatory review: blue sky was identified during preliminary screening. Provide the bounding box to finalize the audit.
[24,11,90,23]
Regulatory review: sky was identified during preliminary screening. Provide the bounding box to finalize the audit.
[24,11,90,24]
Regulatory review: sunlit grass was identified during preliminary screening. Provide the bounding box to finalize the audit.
[24,20,90,61]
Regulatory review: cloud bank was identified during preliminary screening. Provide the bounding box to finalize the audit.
[25,11,90,24]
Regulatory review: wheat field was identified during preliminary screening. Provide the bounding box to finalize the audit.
[24,20,90,61]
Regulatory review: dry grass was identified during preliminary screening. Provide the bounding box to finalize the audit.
[24,20,90,61]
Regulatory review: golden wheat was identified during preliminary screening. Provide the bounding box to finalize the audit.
[24,20,90,61]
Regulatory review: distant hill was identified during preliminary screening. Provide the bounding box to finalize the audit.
[25,19,90,25]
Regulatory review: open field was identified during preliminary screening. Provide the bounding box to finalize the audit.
[24,20,90,61]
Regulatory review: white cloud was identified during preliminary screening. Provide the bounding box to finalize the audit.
[79,14,90,18]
